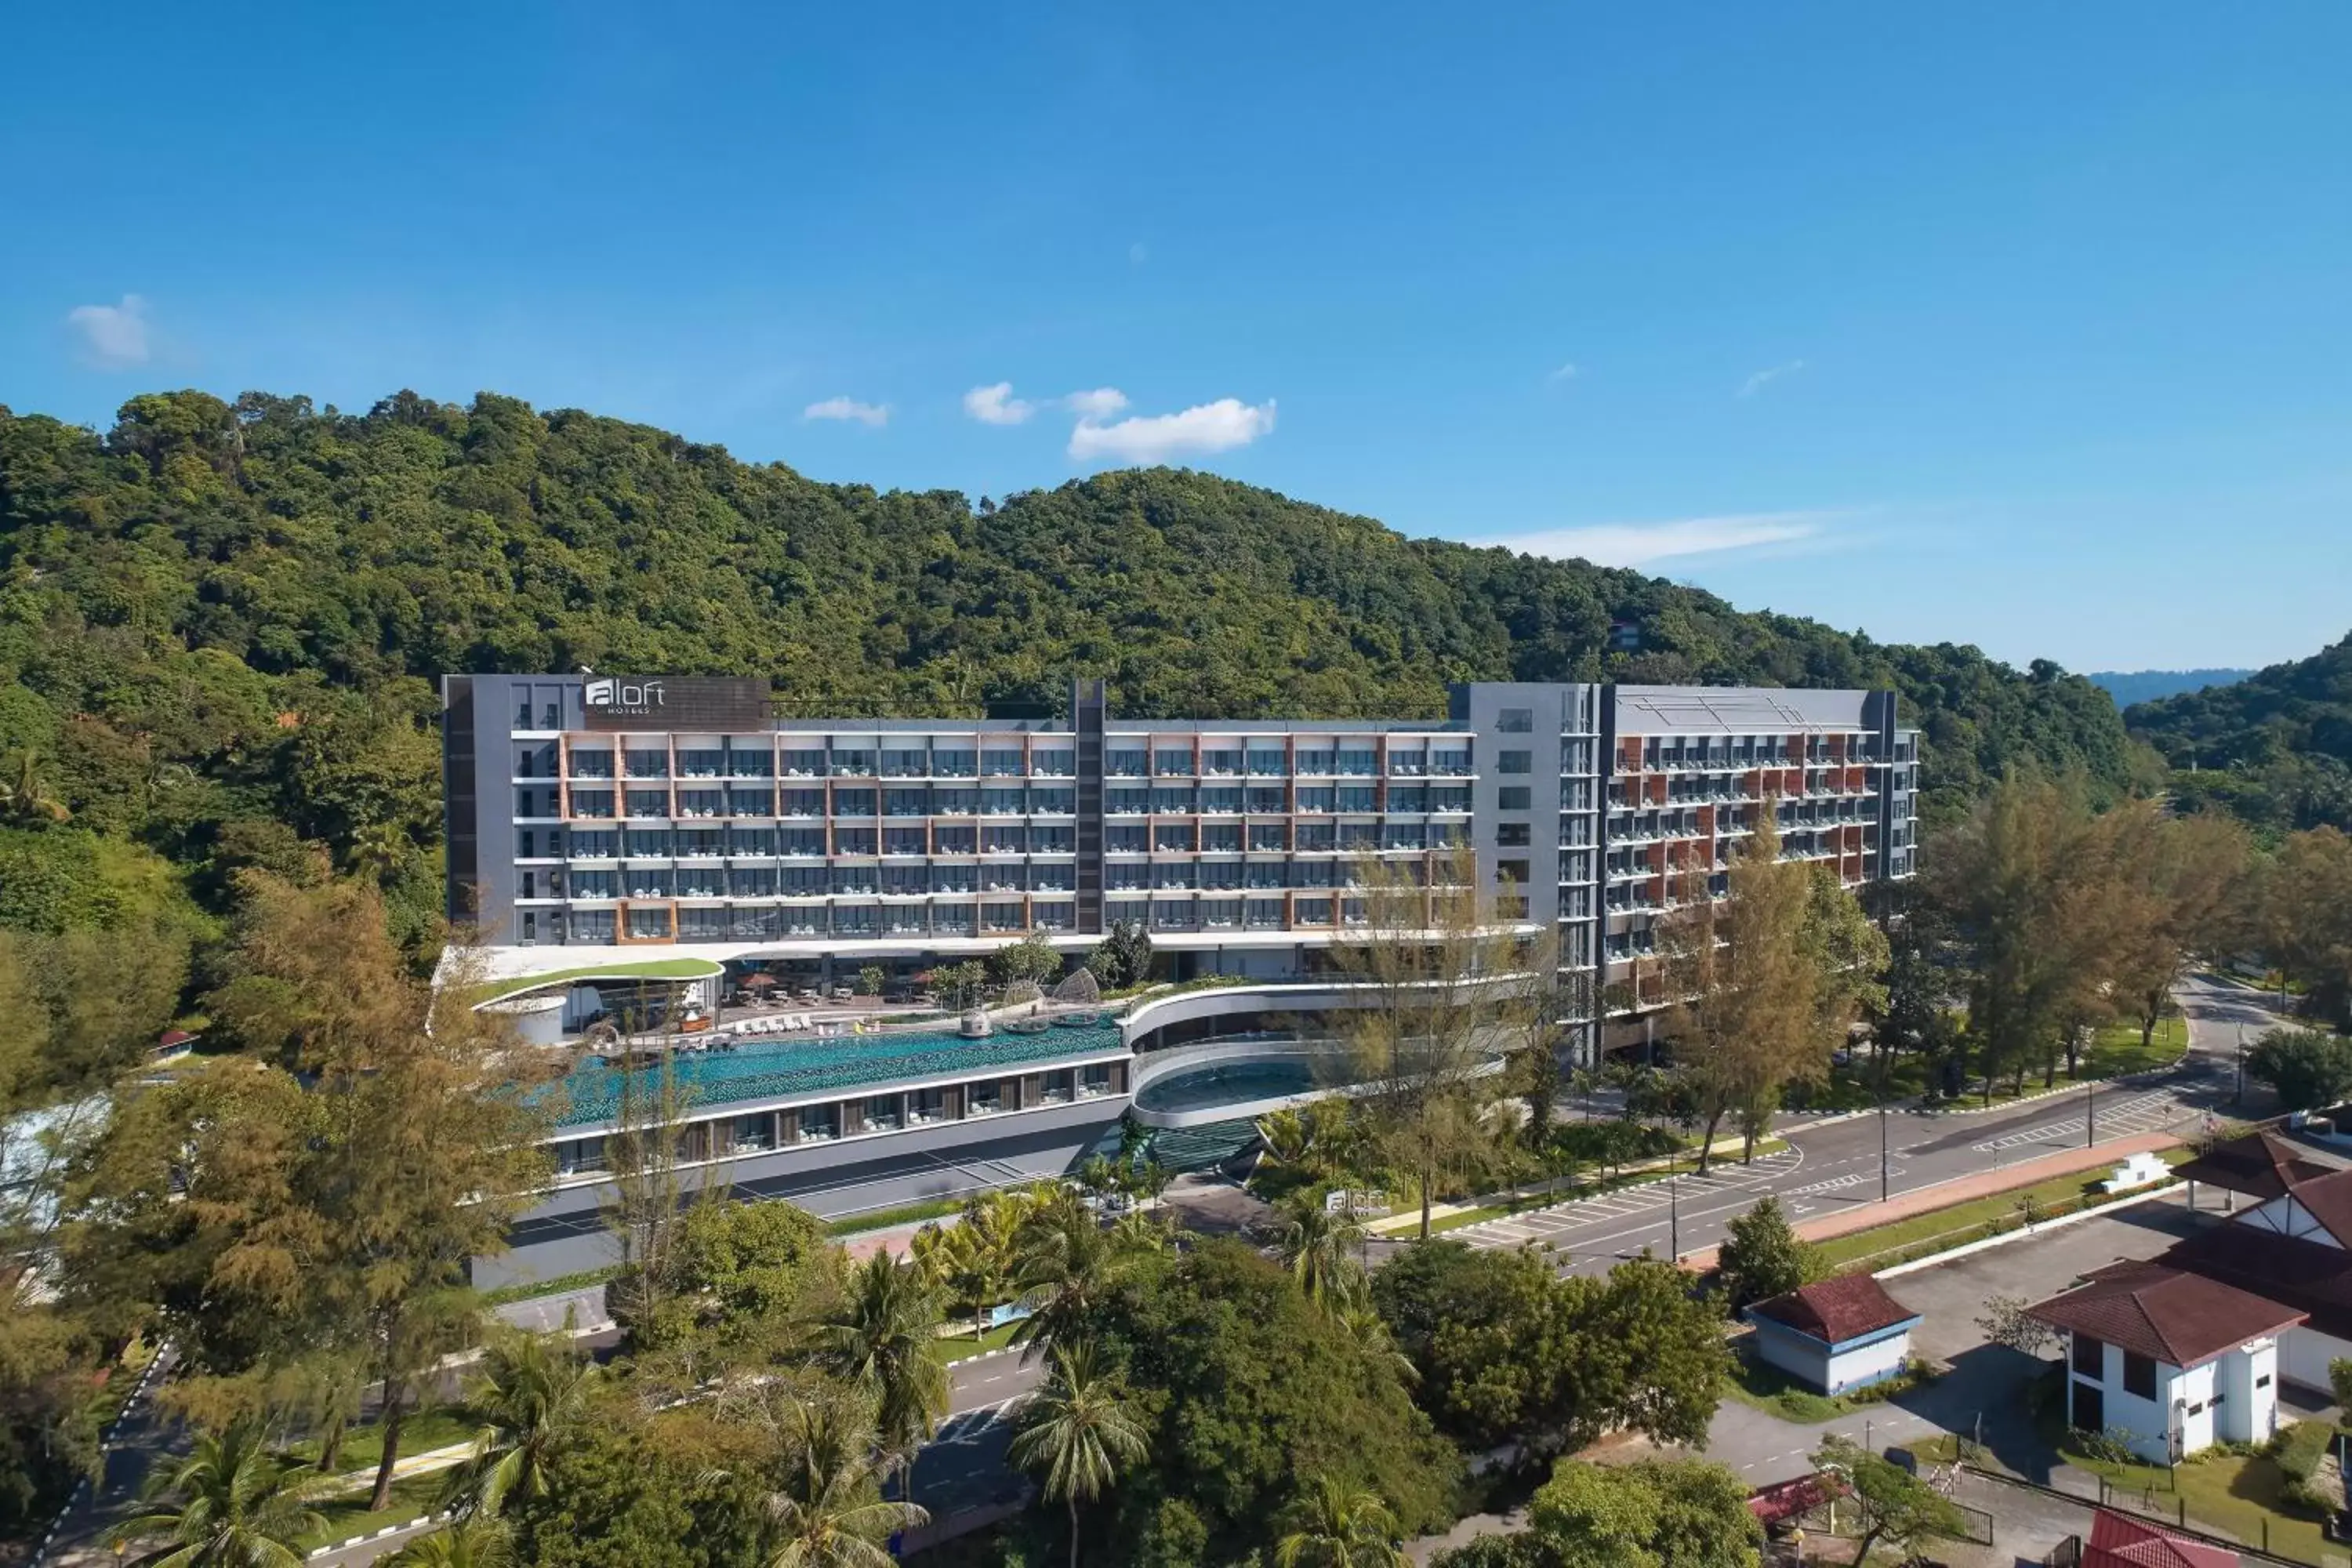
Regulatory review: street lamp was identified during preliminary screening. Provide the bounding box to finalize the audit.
[2236,1025,2247,1106]
[1669,1171,1679,1260]
[1878,1104,1889,1203]
[2086,1082,2096,1148]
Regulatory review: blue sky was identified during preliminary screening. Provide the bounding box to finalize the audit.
[6,5,2347,673]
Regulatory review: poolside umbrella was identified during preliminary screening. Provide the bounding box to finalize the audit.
[739,972,779,991]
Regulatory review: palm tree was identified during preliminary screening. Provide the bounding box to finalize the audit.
[346,821,410,885]
[387,1515,514,1566]
[1007,1341,1150,1568]
[1010,1200,1148,1361]
[811,1251,949,1497]
[0,750,69,826]
[1273,1475,1406,1568]
[760,1399,928,1568]
[1333,1301,1417,1387]
[111,1419,328,1567]
[1266,1198,1366,1308]
[445,1331,600,1518]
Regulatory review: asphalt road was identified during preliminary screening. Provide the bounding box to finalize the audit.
[1427,972,2281,1279]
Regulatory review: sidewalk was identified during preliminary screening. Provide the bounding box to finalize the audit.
[1679,1129,2179,1272]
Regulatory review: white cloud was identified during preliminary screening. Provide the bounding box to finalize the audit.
[963,383,1036,426]
[1548,361,1578,383]
[1062,387,1129,419]
[1737,359,1806,398]
[1487,511,1828,568]
[803,396,889,426]
[1068,397,1276,465]
[66,294,151,368]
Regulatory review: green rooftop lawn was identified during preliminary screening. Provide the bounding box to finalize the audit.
[472,956,723,1005]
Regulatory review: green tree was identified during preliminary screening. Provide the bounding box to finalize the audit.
[1011,1196,1152,1360]
[1714,1197,1816,1310]
[1812,1436,1966,1563]
[387,1516,516,1567]
[757,1399,927,1568]
[2246,1027,2352,1112]
[1526,1458,1759,1568]
[448,1333,601,1519]
[1267,1196,1367,1308]
[856,964,885,1001]
[1008,1341,1151,1568]
[111,1420,328,1568]
[0,750,71,825]
[1274,1475,1406,1568]
[811,1252,950,1495]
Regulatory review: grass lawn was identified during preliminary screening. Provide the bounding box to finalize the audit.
[287,1408,479,1474]
[2043,1406,2332,1559]
[1809,1149,2194,1276]
[927,1319,1025,1365]
[827,1196,971,1237]
[299,1474,447,1548]
[2079,1014,2190,1079]
[470,956,723,1004]
[1720,1347,1929,1425]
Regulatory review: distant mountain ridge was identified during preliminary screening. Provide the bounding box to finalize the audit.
[0,388,2140,942]
[2089,668,2254,708]
[2126,634,2352,831]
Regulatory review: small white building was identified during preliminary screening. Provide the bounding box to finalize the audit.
[1745,1276,1923,1396]
[2028,1258,2305,1463]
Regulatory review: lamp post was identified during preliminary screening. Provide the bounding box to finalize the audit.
[1878,1104,1889,1203]
[1669,1171,1679,1260]
[2236,1025,2246,1106]
[2087,1082,2096,1148]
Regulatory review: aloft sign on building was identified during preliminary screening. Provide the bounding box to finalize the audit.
[581,676,771,731]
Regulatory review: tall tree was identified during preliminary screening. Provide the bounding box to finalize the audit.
[1714,1196,1816,1311]
[757,1398,927,1568]
[1265,1196,1368,1308]
[1812,1436,1966,1563]
[1335,841,1553,1236]
[1010,1195,1152,1360]
[1657,806,1817,1171]
[1007,1341,1151,1568]
[811,1252,950,1497]
[111,1420,328,1568]
[448,1332,601,1519]
[1273,1475,1406,1568]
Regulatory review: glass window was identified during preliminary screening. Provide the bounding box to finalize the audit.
[933,825,976,855]
[880,747,928,777]
[982,748,1025,777]
[1336,785,1377,812]
[1336,749,1377,776]
[626,906,672,938]
[569,789,615,818]
[1106,825,1148,852]
[1200,822,1242,852]
[780,748,826,777]
[1497,786,1531,811]
[1154,748,1194,776]
[1498,750,1533,775]
[1496,822,1530,847]
[1032,750,1075,777]
[1432,748,1472,774]
[726,744,773,777]
[833,827,877,855]
[569,749,616,779]
[833,789,877,817]
[1105,749,1148,777]
[1296,786,1335,814]
[1497,708,1534,733]
[1247,749,1287,776]
[1248,824,1287,851]
[798,1104,840,1142]
[933,748,978,777]
[2071,1334,2103,1377]
[626,789,671,818]
[677,748,724,778]
[2122,1351,2157,1399]
[1294,749,1335,775]
[625,749,669,779]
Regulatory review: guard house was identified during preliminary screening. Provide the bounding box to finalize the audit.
[1745,1276,1922,1396]
[2027,1260,2305,1462]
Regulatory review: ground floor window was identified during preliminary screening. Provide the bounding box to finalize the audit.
[2071,1379,2104,1435]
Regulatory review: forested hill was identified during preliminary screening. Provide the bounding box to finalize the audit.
[2128,634,2352,832]
[2089,668,2252,708]
[0,388,2134,934]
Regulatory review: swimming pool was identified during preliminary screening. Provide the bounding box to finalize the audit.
[1131,1061,1316,1115]
[551,1021,1128,1128]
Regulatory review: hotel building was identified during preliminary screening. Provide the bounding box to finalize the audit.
[442,673,1917,1285]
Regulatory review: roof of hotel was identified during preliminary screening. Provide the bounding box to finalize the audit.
[2027,1258,2307,1368]
[1748,1275,1918,1346]
[2171,1129,2339,1201]
[1612,684,1889,735]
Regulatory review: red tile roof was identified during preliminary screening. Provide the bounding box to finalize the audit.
[2278,1167,2352,1249]
[2171,1130,2335,1201]
[2085,1507,2238,1568]
[2164,1223,2352,1343]
[2027,1259,2306,1369]
[1748,1274,1918,1345]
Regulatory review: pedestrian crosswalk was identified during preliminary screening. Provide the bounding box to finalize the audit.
[1456,1150,1801,1251]
[1968,1091,2183,1154]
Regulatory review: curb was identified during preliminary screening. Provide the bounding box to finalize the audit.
[943,1345,1022,1371]
[308,1510,449,1559]
[1872,1182,2182,1279]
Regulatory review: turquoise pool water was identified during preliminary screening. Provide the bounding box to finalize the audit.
[1132,1061,1316,1115]
[553,1022,1127,1128]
